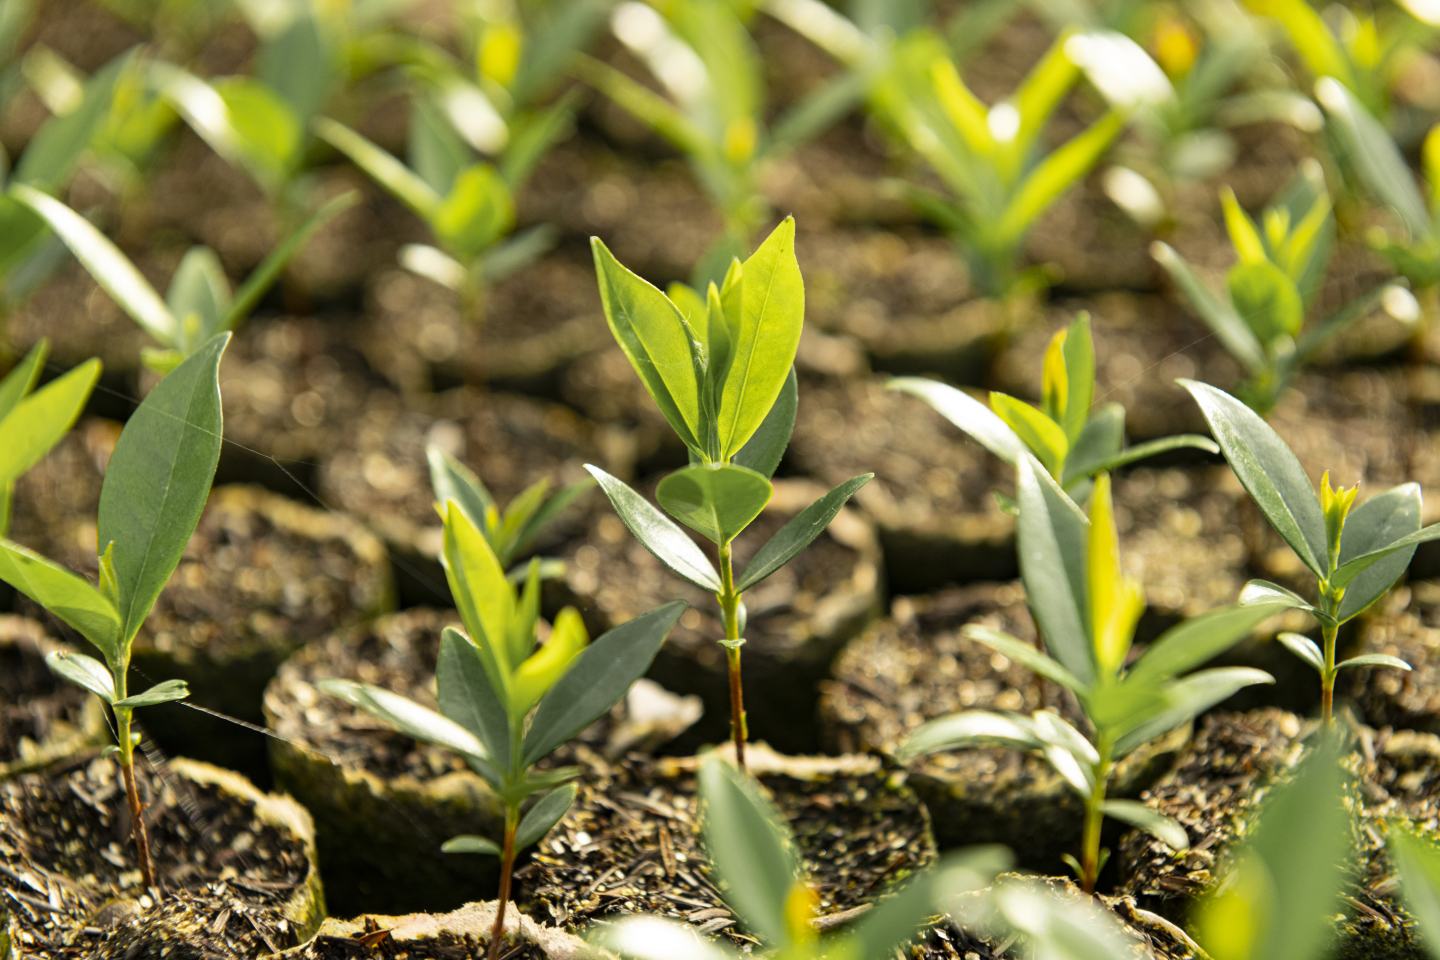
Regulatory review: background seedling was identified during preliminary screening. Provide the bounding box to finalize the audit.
[11,185,352,373]
[1155,168,1402,413]
[0,335,229,888]
[322,501,683,960]
[586,218,872,772]
[891,313,1216,510]
[1184,380,1440,724]
[902,461,1278,892]
[593,756,1006,958]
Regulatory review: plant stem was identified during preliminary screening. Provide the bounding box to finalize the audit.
[1078,740,1112,895]
[1320,619,1339,727]
[718,541,748,773]
[487,805,520,960]
[114,706,156,889]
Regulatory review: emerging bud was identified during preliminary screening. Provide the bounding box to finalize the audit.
[1319,470,1359,570]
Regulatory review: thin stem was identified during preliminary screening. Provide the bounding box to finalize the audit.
[1320,619,1338,727]
[115,706,156,889]
[487,805,520,960]
[718,541,747,773]
[1078,740,1112,895]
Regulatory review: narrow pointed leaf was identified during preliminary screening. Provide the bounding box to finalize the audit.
[428,446,494,532]
[737,474,872,591]
[995,111,1125,246]
[1102,800,1189,850]
[441,835,501,856]
[1336,653,1412,672]
[314,117,440,219]
[656,463,772,545]
[1127,603,1288,685]
[1016,457,1095,684]
[440,501,514,668]
[1154,243,1266,373]
[437,626,510,770]
[1278,632,1325,673]
[516,783,578,851]
[1064,433,1219,485]
[1316,78,1431,239]
[44,650,114,702]
[224,191,356,332]
[1331,521,1440,591]
[989,393,1068,475]
[962,625,1085,694]
[1113,667,1273,756]
[0,540,119,659]
[317,679,491,765]
[890,377,1026,464]
[586,466,720,591]
[0,341,48,421]
[899,710,1043,760]
[113,678,189,709]
[0,358,100,484]
[700,757,799,948]
[1240,578,1318,615]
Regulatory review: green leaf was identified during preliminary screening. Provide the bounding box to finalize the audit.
[0,358,100,484]
[1112,667,1273,757]
[440,501,516,669]
[1240,579,1319,616]
[699,757,800,948]
[437,626,511,772]
[44,650,114,703]
[516,783,578,851]
[717,218,805,458]
[890,377,1026,465]
[440,835,501,856]
[511,479,592,561]
[522,601,684,765]
[899,710,1043,760]
[1062,431,1219,486]
[1389,828,1440,960]
[427,446,494,532]
[1153,243,1266,374]
[989,393,1068,475]
[1335,484,1421,622]
[165,247,229,345]
[317,679,492,765]
[258,9,335,124]
[591,237,702,451]
[656,463,772,546]
[1330,521,1440,591]
[736,474,872,591]
[1126,603,1288,686]
[0,340,48,421]
[1054,314,1095,443]
[0,540,119,659]
[1102,799,1188,851]
[314,116,440,220]
[433,163,514,260]
[1016,457,1094,685]
[98,333,228,645]
[586,466,720,592]
[1336,653,1412,673]
[1277,632,1325,673]
[1181,380,1327,577]
[833,854,950,958]
[14,50,130,190]
[733,367,795,478]
[1227,260,1304,345]
[995,111,1125,247]
[12,184,176,343]
[212,77,302,190]
[1316,78,1431,239]
[962,624,1086,694]
[592,917,739,960]
[113,678,189,709]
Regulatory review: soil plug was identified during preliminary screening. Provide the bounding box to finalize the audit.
[319,499,683,960]
[586,217,871,771]
[902,460,1279,893]
[0,334,230,889]
[1184,380,1440,725]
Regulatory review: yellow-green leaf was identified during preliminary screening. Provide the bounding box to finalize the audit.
[1087,474,1143,677]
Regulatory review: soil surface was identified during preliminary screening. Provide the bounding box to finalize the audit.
[1343,581,1440,735]
[0,618,96,774]
[0,756,312,959]
[518,747,935,949]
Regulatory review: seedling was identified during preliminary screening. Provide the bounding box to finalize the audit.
[0,341,101,535]
[0,335,229,888]
[585,218,872,772]
[594,756,1005,958]
[891,313,1217,510]
[579,0,866,283]
[11,184,353,373]
[1184,380,1440,724]
[426,443,591,579]
[1154,169,1397,413]
[871,27,1132,303]
[322,502,683,960]
[901,461,1279,892]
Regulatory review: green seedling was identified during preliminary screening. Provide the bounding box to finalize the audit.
[0,341,101,535]
[586,218,872,772]
[1195,729,1350,960]
[579,0,867,283]
[871,27,1137,303]
[1154,168,1399,413]
[11,184,353,373]
[426,443,590,580]
[0,335,229,889]
[1183,380,1440,724]
[593,756,1006,958]
[891,313,1216,510]
[1389,825,1440,959]
[902,462,1279,892]
[321,502,683,960]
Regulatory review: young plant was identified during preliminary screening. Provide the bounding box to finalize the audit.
[870,27,1134,304]
[901,460,1279,892]
[0,341,102,535]
[579,0,867,283]
[426,443,591,579]
[1154,168,1398,413]
[585,217,872,772]
[321,503,684,960]
[593,756,1004,958]
[1184,380,1440,724]
[0,334,229,888]
[891,313,1216,509]
[11,184,352,372]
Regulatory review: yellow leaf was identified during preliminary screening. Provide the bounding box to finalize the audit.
[512,607,589,713]
[1087,474,1144,676]
[1042,326,1069,426]
[441,500,515,672]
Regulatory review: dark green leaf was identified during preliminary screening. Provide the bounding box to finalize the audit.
[523,601,684,765]
[736,474,872,591]
[1063,431,1219,486]
[437,626,511,771]
[1331,521,1440,591]
[317,678,493,766]
[1336,484,1421,622]
[43,649,114,702]
[734,367,795,478]
[1016,456,1094,684]
[98,333,228,644]
[516,783,578,850]
[656,463,772,545]
[586,466,720,591]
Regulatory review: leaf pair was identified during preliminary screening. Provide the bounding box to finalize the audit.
[892,314,1215,496]
[593,757,999,959]
[12,185,352,370]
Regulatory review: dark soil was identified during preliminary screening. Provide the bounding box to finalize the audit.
[0,618,98,776]
[292,929,547,960]
[1343,581,1440,735]
[518,747,936,949]
[0,755,315,959]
